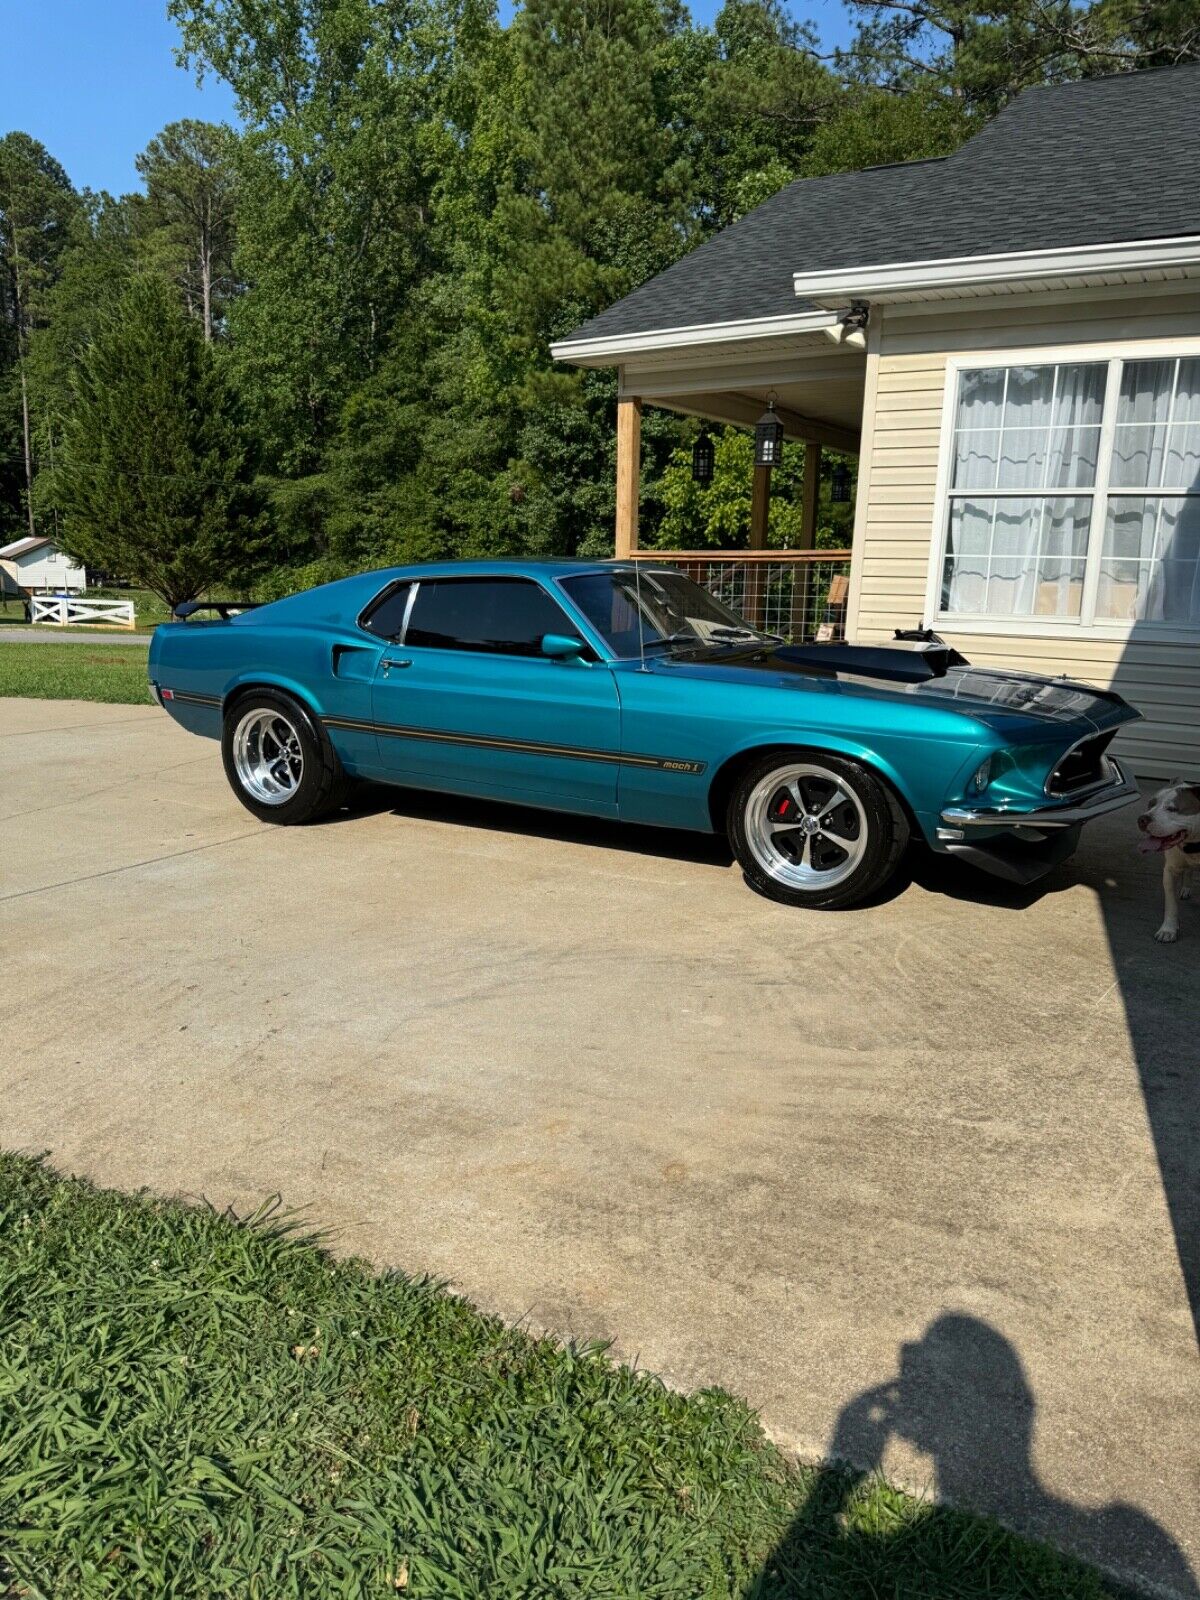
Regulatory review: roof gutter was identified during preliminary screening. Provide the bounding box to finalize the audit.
[550,308,842,365]
[792,234,1200,305]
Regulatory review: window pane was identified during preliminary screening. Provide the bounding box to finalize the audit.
[1098,496,1200,623]
[1003,366,1055,431]
[1103,496,1157,563]
[405,577,576,655]
[1173,359,1200,425]
[952,428,999,490]
[1111,422,1166,489]
[1052,363,1106,428]
[956,368,1006,430]
[1119,358,1176,425]
[1045,425,1101,487]
[360,582,412,639]
[942,496,1088,618]
[996,428,1046,489]
[1165,424,1200,489]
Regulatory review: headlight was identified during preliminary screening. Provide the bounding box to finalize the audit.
[967,756,993,795]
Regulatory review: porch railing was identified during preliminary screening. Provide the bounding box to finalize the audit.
[628,550,852,643]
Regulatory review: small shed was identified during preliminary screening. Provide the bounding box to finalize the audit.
[0,536,87,597]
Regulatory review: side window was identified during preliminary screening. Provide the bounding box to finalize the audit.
[405,578,580,657]
[360,581,412,639]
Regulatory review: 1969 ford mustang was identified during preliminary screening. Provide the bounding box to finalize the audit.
[148,560,1143,910]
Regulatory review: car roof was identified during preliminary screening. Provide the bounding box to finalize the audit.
[358,558,653,582]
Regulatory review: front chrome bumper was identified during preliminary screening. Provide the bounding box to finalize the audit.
[941,759,1140,831]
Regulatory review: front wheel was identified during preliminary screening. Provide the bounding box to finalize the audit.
[727,752,908,910]
[221,690,350,825]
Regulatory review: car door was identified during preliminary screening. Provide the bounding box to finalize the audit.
[370,575,621,815]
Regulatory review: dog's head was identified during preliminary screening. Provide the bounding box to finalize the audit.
[1137,781,1200,853]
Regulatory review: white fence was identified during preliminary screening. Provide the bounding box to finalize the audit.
[30,595,136,631]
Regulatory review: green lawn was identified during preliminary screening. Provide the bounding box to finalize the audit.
[0,1154,1115,1600]
[0,642,150,704]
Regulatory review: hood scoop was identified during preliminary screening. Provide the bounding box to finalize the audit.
[776,630,969,684]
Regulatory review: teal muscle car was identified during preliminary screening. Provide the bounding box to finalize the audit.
[148,560,1142,910]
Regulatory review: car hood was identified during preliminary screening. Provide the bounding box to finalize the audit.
[649,650,1140,737]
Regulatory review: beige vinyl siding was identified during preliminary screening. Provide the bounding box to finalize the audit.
[850,285,1200,777]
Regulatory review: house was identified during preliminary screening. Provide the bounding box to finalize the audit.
[551,64,1200,777]
[0,535,87,597]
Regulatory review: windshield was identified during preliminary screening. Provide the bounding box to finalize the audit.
[559,569,774,659]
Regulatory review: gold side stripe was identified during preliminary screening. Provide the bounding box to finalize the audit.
[321,715,705,775]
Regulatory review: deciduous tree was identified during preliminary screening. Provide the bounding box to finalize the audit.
[136,120,238,341]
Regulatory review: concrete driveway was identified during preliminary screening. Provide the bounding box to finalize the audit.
[2,697,1196,1597]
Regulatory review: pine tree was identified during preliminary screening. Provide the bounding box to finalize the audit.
[52,274,267,609]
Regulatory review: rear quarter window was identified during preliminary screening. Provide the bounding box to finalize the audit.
[360,582,413,639]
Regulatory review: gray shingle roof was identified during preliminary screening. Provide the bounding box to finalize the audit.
[561,64,1200,347]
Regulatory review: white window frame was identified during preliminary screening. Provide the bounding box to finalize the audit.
[923,338,1200,642]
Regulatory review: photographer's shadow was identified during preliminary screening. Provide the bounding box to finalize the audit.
[749,1315,1198,1598]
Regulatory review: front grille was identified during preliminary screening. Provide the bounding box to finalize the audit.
[1047,731,1116,796]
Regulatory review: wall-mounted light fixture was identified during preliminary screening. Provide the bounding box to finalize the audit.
[823,300,870,351]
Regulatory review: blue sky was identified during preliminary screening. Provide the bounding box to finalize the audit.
[0,0,854,195]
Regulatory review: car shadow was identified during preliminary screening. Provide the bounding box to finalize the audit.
[317,780,1094,911]
[747,1315,1199,1599]
[316,779,738,867]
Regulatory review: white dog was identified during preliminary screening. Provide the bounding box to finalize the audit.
[1137,782,1200,942]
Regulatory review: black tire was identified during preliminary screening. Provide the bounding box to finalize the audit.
[221,688,351,825]
[727,750,909,910]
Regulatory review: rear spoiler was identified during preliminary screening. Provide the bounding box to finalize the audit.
[171,600,262,622]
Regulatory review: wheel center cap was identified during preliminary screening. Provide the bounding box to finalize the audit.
[801,814,821,835]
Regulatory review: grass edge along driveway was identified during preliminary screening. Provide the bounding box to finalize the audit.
[0,1154,1119,1600]
[0,641,150,704]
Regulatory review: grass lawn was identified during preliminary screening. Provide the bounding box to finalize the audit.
[0,642,149,704]
[0,1154,1116,1600]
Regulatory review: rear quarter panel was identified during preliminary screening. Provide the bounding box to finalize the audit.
[148,616,386,776]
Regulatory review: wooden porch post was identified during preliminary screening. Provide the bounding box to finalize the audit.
[615,397,642,558]
[786,441,822,641]
[749,463,771,549]
[800,441,821,550]
[745,463,771,626]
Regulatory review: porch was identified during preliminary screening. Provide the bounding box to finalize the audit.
[579,322,870,641]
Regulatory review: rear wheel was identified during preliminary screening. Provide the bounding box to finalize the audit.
[221,689,350,825]
[728,751,907,910]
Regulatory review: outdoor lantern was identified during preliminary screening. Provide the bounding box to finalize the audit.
[754,398,784,468]
[691,432,715,484]
[831,461,852,502]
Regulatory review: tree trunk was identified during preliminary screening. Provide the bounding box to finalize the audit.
[12,251,36,539]
[18,354,35,540]
[201,197,213,342]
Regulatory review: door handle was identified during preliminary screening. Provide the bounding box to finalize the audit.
[381,656,412,673]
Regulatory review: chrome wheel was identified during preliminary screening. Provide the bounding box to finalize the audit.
[744,762,868,891]
[232,708,304,806]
